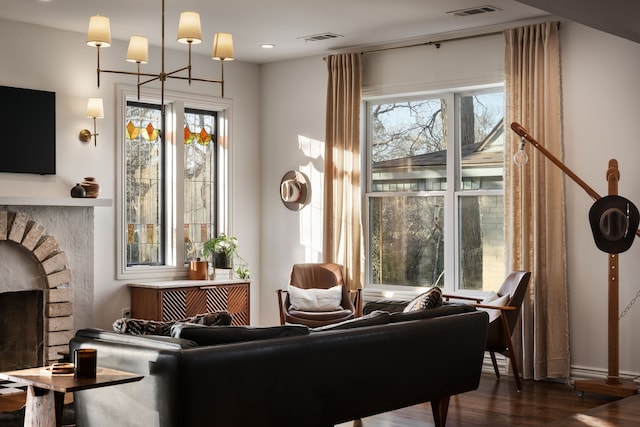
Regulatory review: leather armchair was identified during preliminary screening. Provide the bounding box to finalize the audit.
[277,263,361,327]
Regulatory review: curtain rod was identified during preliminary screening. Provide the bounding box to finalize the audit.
[361,30,503,55]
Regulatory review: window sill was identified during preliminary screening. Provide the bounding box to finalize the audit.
[117,265,189,281]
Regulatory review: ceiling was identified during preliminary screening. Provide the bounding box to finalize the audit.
[1,1,636,64]
[514,0,640,45]
[0,0,551,64]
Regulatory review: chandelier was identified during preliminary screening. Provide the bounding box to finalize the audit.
[86,0,233,110]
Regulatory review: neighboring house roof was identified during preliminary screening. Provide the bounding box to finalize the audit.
[373,119,504,172]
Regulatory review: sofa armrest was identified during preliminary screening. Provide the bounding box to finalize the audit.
[69,330,189,427]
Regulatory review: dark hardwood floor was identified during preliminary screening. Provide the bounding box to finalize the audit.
[337,373,629,426]
[2,373,636,426]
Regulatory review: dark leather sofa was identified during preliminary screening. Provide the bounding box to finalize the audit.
[69,305,488,427]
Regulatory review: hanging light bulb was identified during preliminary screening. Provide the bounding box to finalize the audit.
[513,140,529,166]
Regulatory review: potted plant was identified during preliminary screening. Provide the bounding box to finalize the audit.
[202,233,238,269]
[234,255,250,279]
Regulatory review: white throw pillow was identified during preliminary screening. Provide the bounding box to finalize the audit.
[480,291,500,305]
[288,285,343,312]
[478,293,510,323]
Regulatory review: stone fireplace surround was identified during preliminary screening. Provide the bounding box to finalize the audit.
[0,198,108,368]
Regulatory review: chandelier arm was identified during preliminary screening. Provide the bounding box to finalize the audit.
[221,60,225,98]
[164,66,191,78]
[138,75,162,86]
[167,76,223,84]
[188,43,193,84]
[137,63,141,100]
[96,46,101,88]
[99,69,158,79]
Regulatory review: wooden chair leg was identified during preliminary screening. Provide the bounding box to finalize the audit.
[500,314,523,392]
[276,289,286,325]
[489,351,500,379]
[507,350,523,392]
[431,395,450,427]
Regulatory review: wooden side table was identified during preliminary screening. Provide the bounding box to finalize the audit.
[0,366,143,427]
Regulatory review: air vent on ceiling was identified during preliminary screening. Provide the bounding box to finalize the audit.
[298,32,344,43]
[447,5,501,17]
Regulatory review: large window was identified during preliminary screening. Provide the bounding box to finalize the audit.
[117,86,231,279]
[365,87,505,294]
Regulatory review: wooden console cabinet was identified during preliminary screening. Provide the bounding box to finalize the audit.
[128,280,250,325]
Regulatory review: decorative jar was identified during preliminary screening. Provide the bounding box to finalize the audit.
[70,183,86,198]
[81,177,101,198]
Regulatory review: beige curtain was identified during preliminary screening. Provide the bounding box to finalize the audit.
[504,22,570,380]
[323,53,363,290]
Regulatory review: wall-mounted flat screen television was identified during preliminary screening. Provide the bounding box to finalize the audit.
[0,85,56,175]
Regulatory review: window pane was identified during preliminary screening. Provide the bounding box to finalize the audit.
[183,108,217,262]
[369,196,444,287]
[370,99,447,191]
[458,195,505,291]
[125,102,163,266]
[459,93,504,190]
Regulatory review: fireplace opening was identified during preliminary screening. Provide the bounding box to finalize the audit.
[0,290,43,371]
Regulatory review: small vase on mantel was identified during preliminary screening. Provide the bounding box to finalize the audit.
[70,183,86,198]
[81,177,101,198]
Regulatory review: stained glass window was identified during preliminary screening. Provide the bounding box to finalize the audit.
[183,108,217,261]
[124,102,218,267]
[125,102,163,266]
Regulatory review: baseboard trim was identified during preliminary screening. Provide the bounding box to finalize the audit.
[482,354,640,386]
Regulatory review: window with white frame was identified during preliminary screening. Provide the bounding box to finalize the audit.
[117,86,231,279]
[365,86,505,294]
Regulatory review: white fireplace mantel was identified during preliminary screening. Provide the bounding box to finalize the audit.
[0,197,112,207]
[1,202,104,366]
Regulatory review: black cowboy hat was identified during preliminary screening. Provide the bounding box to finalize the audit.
[589,195,639,254]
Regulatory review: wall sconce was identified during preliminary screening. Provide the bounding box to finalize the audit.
[79,97,104,147]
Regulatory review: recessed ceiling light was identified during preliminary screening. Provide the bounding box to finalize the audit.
[261,44,275,49]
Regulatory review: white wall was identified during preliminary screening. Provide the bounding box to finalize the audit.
[259,57,328,325]
[0,19,261,329]
[260,21,640,378]
[561,22,640,378]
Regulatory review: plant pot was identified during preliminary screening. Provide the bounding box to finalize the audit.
[214,252,232,269]
[188,260,208,280]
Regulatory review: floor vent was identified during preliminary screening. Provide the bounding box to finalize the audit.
[298,32,344,43]
[447,5,501,17]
